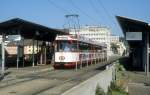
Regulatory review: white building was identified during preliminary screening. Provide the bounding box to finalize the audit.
[110,35,119,43]
[116,42,126,56]
[110,35,126,56]
[69,25,111,57]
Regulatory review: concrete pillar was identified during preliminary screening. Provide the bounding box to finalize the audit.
[94,53,96,65]
[40,50,43,64]
[44,46,46,64]
[146,32,149,76]
[87,57,88,67]
[75,61,78,70]
[91,47,93,65]
[75,52,78,70]
[22,38,24,67]
[36,40,39,64]
[32,39,35,67]
[80,54,82,69]
[16,43,19,69]
[1,34,5,75]
[75,40,79,70]
[144,31,149,76]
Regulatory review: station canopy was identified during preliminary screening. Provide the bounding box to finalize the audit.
[116,16,150,47]
[0,18,69,41]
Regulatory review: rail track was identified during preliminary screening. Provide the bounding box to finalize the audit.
[0,56,120,95]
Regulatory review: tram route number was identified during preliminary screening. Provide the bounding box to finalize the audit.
[59,56,65,61]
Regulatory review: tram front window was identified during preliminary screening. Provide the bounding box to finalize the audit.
[57,41,77,52]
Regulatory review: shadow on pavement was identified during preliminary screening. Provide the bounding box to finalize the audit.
[118,56,144,71]
[0,71,11,81]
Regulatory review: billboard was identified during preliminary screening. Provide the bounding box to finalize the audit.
[7,35,21,42]
[126,32,142,41]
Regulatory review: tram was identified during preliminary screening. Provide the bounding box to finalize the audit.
[53,34,107,69]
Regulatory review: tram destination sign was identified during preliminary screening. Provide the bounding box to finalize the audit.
[126,32,142,41]
[56,35,77,40]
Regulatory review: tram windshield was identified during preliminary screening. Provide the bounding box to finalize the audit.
[57,40,77,52]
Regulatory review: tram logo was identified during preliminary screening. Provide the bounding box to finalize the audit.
[59,56,65,60]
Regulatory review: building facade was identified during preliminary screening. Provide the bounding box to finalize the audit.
[110,35,126,56]
[110,35,119,43]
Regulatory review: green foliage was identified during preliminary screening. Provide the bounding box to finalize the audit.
[96,85,106,95]
[107,59,128,95]
[107,86,112,95]
[110,43,119,54]
[118,65,125,71]
[116,61,125,72]
[107,82,127,95]
[112,90,127,95]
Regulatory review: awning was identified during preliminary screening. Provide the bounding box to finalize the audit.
[116,16,150,47]
[0,18,69,41]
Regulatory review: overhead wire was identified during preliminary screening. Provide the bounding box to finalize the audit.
[87,0,102,23]
[47,0,71,14]
[47,0,115,29]
[68,0,100,24]
[47,0,76,29]
[88,0,113,27]
[96,0,118,28]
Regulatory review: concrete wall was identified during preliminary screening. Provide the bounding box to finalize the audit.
[62,64,115,95]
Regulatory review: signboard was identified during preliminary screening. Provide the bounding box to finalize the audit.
[126,32,142,41]
[56,35,77,40]
[7,35,21,42]
[56,35,106,47]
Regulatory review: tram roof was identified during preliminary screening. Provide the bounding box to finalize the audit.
[56,34,107,48]
[0,18,69,41]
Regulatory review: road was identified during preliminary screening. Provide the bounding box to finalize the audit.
[0,56,119,95]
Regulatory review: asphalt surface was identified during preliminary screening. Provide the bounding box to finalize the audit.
[0,56,120,95]
[126,71,150,95]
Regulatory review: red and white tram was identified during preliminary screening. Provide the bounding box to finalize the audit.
[53,35,107,69]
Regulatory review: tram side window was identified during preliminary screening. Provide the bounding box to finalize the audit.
[79,43,90,52]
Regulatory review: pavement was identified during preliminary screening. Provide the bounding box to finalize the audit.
[0,65,54,82]
[126,71,150,95]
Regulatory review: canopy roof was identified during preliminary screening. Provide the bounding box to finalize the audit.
[0,18,69,41]
[116,16,150,47]
[116,16,149,34]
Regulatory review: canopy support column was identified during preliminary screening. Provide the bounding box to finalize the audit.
[16,42,19,69]
[32,39,35,67]
[146,31,149,76]
[1,34,5,75]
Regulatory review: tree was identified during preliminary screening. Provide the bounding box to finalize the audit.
[110,43,119,54]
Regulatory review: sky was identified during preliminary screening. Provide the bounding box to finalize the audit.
[0,0,150,36]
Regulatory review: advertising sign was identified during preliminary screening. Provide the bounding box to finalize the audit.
[7,35,21,42]
[126,32,142,41]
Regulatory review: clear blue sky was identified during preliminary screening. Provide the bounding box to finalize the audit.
[0,0,150,36]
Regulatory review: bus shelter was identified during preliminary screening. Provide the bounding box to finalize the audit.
[116,16,150,76]
[0,18,68,74]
